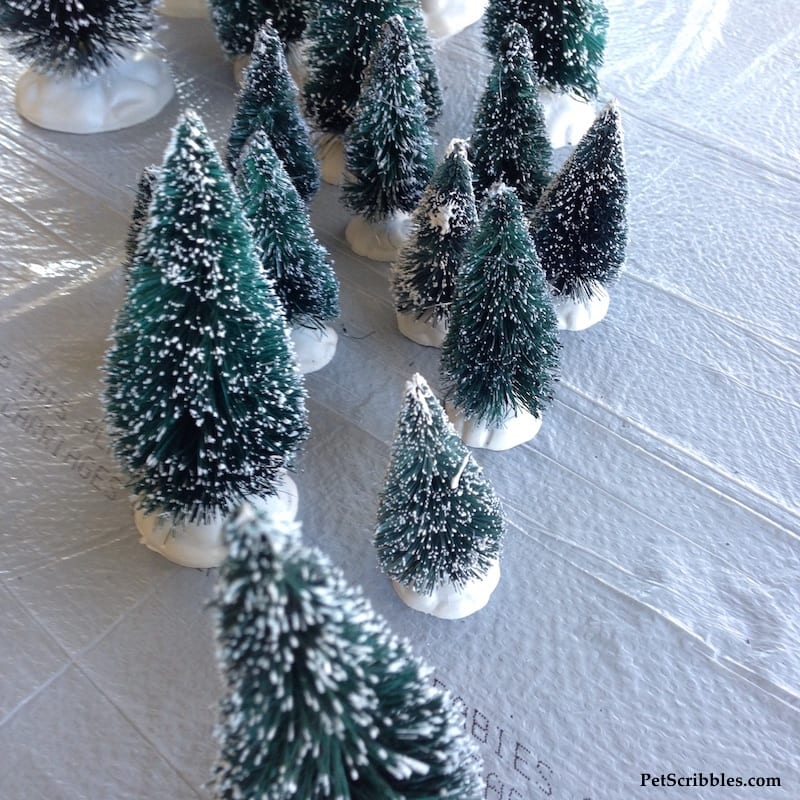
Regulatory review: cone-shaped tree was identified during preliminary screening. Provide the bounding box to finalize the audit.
[124,164,159,272]
[303,0,441,136]
[441,185,560,425]
[209,0,315,56]
[470,23,551,212]
[227,21,319,201]
[484,0,608,100]
[213,503,484,799]
[532,101,627,299]
[235,130,339,330]
[391,139,477,327]
[343,16,434,223]
[375,373,505,595]
[105,110,308,524]
[0,0,154,76]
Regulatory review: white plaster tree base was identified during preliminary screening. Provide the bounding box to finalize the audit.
[159,0,208,17]
[392,560,501,619]
[552,282,610,331]
[422,0,488,39]
[133,473,299,568]
[233,54,250,88]
[539,88,597,149]
[396,310,449,347]
[291,324,338,373]
[16,51,174,134]
[345,212,413,262]
[314,133,347,186]
[446,401,542,451]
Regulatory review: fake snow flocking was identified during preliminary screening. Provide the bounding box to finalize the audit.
[134,473,299,568]
[392,559,501,619]
[346,212,413,262]
[446,401,542,451]
[16,50,174,134]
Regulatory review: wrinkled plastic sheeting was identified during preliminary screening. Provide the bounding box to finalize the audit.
[0,3,798,799]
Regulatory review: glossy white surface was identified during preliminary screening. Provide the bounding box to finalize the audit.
[0,4,798,798]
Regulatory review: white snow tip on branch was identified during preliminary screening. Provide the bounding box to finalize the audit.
[450,453,471,489]
[445,138,469,159]
[406,373,435,424]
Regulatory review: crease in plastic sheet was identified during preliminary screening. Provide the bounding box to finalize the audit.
[0,2,798,798]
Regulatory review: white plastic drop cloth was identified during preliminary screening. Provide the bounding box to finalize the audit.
[0,2,798,798]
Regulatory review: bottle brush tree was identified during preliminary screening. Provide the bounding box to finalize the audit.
[441,184,560,426]
[213,503,484,799]
[470,22,552,212]
[105,110,308,525]
[532,101,627,300]
[0,0,154,77]
[391,139,477,331]
[235,129,339,331]
[484,0,609,100]
[303,0,442,136]
[227,20,319,201]
[375,373,505,595]
[343,16,434,225]
[123,164,159,273]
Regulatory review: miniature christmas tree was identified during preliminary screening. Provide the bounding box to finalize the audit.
[391,139,478,347]
[210,0,314,56]
[0,0,173,133]
[123,165,159,273]
[105,110,308,567]
[213,503,484,799]
[227,21,319,202]
[235,130,340,372]
[484,0,609,147]
[532,101,627,330]
[343,16,435,261]
[375,374,505,618]
[470,23,551,212]
[303,0,441,183]
[484,0,608,99]
[441,184,560,450]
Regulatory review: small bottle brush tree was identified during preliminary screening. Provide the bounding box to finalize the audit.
[0,0,174,134]
[123,165,159,274]
[227,20,319,202]
[375,373,506,619]
[532,101,627,330]
[391,138,478,347]
[213,503,484,799]
[470,23,552,213]
[105,110,308,568]
[441,184,560,451]
[235,130,340,373]
[343,16,435,262]
[303,0,441,184]
[484,0,609,147]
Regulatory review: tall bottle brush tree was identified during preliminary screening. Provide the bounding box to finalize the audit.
[105,110,308,526]
[227,20,319,202]
[375,373,505,598]
[303,0,442,136]
[532,101,627,302]
[441,185,560,428]
[0,0,154,77]
[483,0,609,100]
[343,15,435,259]
[213,503,484,799]
[235,129,339,332]
[470,22,552,212]
[209,0,315,57]
[391,139,478,345]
